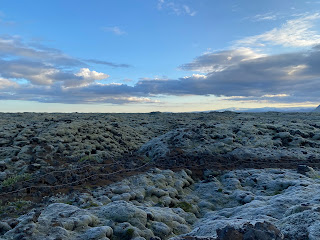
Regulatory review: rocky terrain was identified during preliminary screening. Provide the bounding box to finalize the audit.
[2,166,320,239]
[1,111,320,239]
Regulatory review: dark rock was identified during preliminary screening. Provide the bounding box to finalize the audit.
[216,222,283,240]
[297,165,311,175]
[0,221,11,235]
[43,174,57,185]
[30,137,47,144]
[7,219,19,229]
[243,222,283,240]
[27,163,42,172]
[217,225,243,240]
[32,210,41,223]
[0,161,7,171]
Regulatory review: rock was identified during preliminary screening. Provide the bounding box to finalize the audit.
[111,185,131,194]
[151,221,172,239]
[30,137,47,144]
[297,165,319,178]
[0,172,7,181]
[0,161,7,171]
[82,226,113,240]
[43,174,57,185]
[36,203,98,231]
[0,222,11,235]
[242,222,283,240]
[216,225,243,240]
[216,222,283,240]
[98,201,147,228]
[113,222,141,239]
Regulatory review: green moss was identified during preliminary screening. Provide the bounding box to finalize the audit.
[10,200,31,210]
[79,155,95,162]
[217,188,223,192]
[176,201,193,212]
[272,190,282,196]
[141,155,152,163]
[0,199,31,214]
[58,200,73,205]
[1,173,31,187]
[83,201,99,209]
[125,228,134,239]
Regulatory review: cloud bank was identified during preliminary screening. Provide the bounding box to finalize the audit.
[2,44,320,104]
[1,14,320,105]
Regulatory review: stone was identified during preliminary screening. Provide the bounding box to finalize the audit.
[151,221,172,239]
[0,172,7,181]
[0,222,11,235]
[82,226,113,240]
[216,225,243,240]
[43,174,57,185]
[98,201,147,227]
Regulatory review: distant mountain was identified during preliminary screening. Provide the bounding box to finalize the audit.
[314,105,320,112]
[213,107,315,113]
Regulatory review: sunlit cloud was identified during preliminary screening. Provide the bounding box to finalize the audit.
[236,13,320,47]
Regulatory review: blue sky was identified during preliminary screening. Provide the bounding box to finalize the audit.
[0,0,320,112]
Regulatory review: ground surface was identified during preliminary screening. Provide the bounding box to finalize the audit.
[1,112,320,239]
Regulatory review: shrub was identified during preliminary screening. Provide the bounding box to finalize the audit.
[2,173,31,187]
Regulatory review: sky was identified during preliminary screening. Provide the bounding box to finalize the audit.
[0,0,320,112]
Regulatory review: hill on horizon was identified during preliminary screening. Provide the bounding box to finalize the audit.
[314,105,320,112]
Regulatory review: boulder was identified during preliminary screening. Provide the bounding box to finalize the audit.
[98,201,147,228]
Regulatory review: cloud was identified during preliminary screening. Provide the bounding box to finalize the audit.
[0,36,84,67]
[0,35,130,70]
[1,13,320,106]
[102,26,126,35]
[0,58,109,87]
[2,45,320,105]
[236,13,320,47]
[180,48,266,72]
[157,0,196,16]
[75,68,109,81]
[0,82,160,104]
[0,78,19,89]
[85,59,131,68]
[134,45,320,103]
[251,12,278,21]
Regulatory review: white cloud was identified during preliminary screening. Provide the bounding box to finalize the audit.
[262,94,290,98]
[103,26,126,35]
[236,13,320,47]
[251,12,278,21]
[157,0,196,16]
[113,96,160,103]
[75,68,109,81]
[183,74,207,79]
[63,68,109,87]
